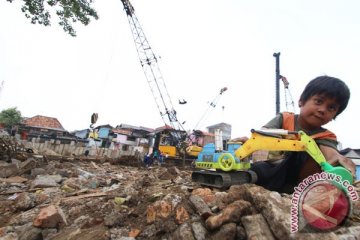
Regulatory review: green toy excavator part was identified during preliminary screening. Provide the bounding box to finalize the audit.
[299,131,353,184]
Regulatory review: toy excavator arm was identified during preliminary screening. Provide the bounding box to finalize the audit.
[234,129,306,160]
[234,129,353,184]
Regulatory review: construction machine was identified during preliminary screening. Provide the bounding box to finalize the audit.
[120,0,228,160]
[120,0,190,159]
[192,129,353,189]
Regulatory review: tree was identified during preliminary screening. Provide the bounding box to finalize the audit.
[6,0,99,37]
[0,107,22,129]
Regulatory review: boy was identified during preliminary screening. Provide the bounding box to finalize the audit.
[250,75,355,192]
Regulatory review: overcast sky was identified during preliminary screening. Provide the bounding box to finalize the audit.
[0,0,359,148]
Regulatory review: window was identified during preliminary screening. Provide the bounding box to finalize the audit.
[127,136,136,142]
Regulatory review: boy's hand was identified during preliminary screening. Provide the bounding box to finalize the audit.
[319,145,356,178]
[333,157,356,178]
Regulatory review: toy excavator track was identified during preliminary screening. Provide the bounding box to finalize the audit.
[191,170,257,189]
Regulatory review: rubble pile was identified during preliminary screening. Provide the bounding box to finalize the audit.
[0,141,360,239]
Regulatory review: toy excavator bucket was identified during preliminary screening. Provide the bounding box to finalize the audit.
[321,162,353,185]
[300,131,353,185]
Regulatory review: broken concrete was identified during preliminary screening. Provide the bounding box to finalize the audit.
[0,138,359,239]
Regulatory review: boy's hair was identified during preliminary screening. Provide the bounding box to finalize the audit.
[299,75,350,119]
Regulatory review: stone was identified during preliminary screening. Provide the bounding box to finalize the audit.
[245,185,292,239]
[191,221,208,240]
[209,222,237,240]
[189,194,213,220]
[146,200,172,224]
[30,168,46,177]
[31,175,59,189]
[0,163,19,178]
[0,232,18,240]
[171,222,195,240]
[241,214,275,239]
[49,224,108,240]
[9,208,39,226]
[167,166,181,175]
[192,188,216,204]
[104,213,125,227]
[205,200,252,230]
[41,228,58,239]
[175,206,190,225]
[236,225,247,240]
[0,176,28,183]
[128,228,140,238]
[14,192,35,211]
[16,223,42,240]
[19,158,37,174]
[138,224,157,239]
[290,232,339,239]
[33,205,67,228]
[226,184,252,203]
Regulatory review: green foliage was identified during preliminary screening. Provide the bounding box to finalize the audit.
[6,0,99,37]
[0,107,22,128]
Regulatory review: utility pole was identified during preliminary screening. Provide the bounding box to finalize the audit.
[273,52,280,115]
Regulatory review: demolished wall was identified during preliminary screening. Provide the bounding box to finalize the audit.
[19,138,147,159]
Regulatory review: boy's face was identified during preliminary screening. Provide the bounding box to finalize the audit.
[298,94,339,130]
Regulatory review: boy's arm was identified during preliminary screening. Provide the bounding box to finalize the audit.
[319,145,356,178]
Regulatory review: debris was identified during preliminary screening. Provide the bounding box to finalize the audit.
[205,200,252,230]
[189,194,213,220]
[61,192,108,203]
[0,176,28,183]
[33,205,67,228]
[0,139,359,239]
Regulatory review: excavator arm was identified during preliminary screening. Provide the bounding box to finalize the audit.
[235,129,306,160]
[236,129,352,184]
[192,129,353,189]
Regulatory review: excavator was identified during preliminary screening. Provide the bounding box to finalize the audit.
[191,129,353,189]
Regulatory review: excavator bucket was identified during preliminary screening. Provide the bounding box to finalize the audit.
[321,162,353,184]
[299,131,353,184]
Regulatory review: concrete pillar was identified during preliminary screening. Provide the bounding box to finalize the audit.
[63,144,70,156]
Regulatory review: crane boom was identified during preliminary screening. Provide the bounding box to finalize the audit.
[120,0,184,132]
[194,87,228,130]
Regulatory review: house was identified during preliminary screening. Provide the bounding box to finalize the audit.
[117,123,153,139]
[340,148,360,180]
[72,129,90,139]
[206,122,232,141]
[23,115,65,130]
[188,130,214,147]
[112,124,154,151]
[20,115,75,142]
[91,124,114,148]
[71,123,153,152]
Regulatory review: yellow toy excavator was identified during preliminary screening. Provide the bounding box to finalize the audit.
[191,129,353,189]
